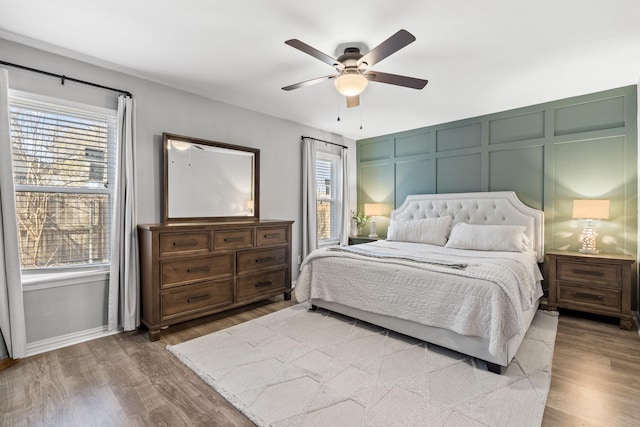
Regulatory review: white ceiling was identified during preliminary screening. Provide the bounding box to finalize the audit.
[1,0,640,140]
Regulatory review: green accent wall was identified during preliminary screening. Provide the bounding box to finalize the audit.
[357,85,638,307]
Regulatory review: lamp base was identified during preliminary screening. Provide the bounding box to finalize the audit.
[578,248,600,255]
[578,225,599,255]
[368,217,378,238]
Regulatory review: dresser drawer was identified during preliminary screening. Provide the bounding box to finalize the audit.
[160,231,210,256]
[161,279,234,319]
[161,254,233,288]
[557,282,621,311]
[257,227,288,247]
[556,260,620,288]
[215,229,254,250]
[237,248,287,273]
[237,270,287,300]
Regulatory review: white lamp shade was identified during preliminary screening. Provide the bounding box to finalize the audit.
[364,203,382,216]
[334,73,368,96]
[572,199,610,220]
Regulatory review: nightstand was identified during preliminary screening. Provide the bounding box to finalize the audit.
[348,236,382,245]
[547,250,634,330]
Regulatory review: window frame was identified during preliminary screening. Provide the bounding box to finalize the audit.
[9,90,118,275]
[315,150,343,247]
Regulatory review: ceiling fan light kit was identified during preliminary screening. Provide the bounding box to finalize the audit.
[283,29,428,108]
[334,72,368,96]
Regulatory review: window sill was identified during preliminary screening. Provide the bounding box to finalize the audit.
[22,266,110,291]
[318,239,341,249]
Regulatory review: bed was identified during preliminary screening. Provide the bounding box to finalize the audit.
[296,191,544,373]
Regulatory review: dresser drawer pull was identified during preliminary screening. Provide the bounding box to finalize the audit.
[255,256,275,263]
[571,269,604,277]
[187,294,210,303]
[571,291,604,300]
[255,280,273,288]
[263,233,280,239]
[173,239,198,247]
[224,237,244,243]
[187,266,210,273]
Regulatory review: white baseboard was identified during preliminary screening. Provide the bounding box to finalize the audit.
[26,326,120,357]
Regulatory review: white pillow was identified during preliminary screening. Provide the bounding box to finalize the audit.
[387,216,452,246]
[445,223,529,252]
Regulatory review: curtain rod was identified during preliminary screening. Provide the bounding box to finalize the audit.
[301,136,348,149]
[0,60,133,98]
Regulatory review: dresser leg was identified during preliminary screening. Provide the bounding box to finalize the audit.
[284,292,292,301]
[149,328,161,342]
[620,318,633,331]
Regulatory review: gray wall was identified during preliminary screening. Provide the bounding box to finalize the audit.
[1,37,356,350]
[357,85,638,308]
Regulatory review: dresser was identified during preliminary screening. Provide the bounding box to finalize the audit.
[138,220,293,341]
[547,250,634,330]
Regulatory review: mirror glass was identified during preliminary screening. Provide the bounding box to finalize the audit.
[164,133,259,222]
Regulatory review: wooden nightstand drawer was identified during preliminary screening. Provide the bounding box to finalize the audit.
[556,261,620,289]
[557,283,621,311]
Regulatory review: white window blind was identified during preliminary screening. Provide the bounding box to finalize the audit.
[316,153,340,242]
[9,92,117,269]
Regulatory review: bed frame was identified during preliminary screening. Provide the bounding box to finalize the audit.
[311,191,544,373]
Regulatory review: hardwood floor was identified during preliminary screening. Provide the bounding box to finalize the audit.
[1,298,639,426]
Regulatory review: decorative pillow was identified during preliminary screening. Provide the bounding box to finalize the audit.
[444,223,529,252]
[387,216,452,246]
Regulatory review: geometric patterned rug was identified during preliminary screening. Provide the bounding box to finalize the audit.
[167,304,558,427]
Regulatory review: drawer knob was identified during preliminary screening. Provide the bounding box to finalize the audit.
[255,280,273,288]
[255,256,275,263]
[571,269,604,277]
[187,294,210,303]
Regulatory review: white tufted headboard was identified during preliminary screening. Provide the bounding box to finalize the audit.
[391,191,544,262]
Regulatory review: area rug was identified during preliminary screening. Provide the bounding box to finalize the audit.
[167,304,558,427]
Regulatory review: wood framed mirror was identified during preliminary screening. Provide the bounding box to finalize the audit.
[163,133,259,222]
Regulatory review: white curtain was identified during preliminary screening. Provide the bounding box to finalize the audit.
[301,137,318,259]
[339,146,350,246]
[108,95,139,332]
[0,68,26,358]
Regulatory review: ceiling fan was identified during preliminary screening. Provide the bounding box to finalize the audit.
[282,29,428,108]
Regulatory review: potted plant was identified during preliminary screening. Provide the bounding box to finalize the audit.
[352,211,368,236]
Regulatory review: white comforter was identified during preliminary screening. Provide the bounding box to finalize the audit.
[296,240,543,356]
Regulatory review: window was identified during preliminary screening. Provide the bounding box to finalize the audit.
[316,151,342,243]
[9,91,117,270]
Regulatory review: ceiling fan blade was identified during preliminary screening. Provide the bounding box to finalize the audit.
[346,95,360,108]
[357,29,416,69]
[285,39,344,70]
[364,71,428,89]
[282,75,336,91]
